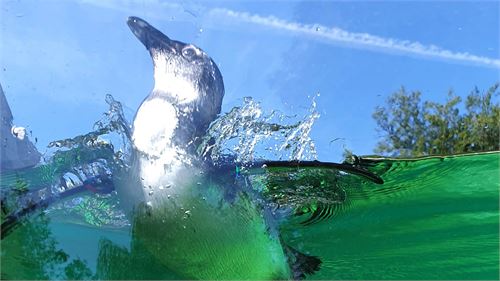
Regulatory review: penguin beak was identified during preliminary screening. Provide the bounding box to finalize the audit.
[127,16,174,53]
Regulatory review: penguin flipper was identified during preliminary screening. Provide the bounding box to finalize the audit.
[284,244,322,279]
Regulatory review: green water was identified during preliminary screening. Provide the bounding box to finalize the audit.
[1,152,499,280]
[283,152,500,280]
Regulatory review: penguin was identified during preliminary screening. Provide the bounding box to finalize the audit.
[121,16,321,279]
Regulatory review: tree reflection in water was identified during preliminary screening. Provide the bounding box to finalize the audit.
[1,213,93,280]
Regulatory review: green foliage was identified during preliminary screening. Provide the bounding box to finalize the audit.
[373,83,499,157]
[0,213,95,279]
[64,259,94,280]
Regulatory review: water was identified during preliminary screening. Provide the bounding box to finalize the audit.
[1,2,498,278]
[1,96,498,279]
[283,152,499,280]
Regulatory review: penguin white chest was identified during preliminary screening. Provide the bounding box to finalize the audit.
[132,98,180,188]
[132,98,177,156]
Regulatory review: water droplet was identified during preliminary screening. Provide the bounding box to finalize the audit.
[315,26,320,31]
[146,201,153,207]
[148,190,154,196]
[196,182,201,186]
[261,164,268,168]
[184,210,191,217]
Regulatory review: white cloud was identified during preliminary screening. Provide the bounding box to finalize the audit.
[209,8,500,69]
[73,0,500,69]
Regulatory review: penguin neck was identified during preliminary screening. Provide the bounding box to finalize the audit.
[152,54,200,104]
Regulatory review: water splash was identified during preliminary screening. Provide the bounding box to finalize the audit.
[7,94,320,228]
[198,95,320,164]
[279,96,319,161]
[46,94,132,170]
[46,93,319,170]
[7,95,136,229]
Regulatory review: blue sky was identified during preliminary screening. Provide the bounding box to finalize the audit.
[0,0,498,161]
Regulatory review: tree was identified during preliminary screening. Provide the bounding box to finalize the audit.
[373,83,499,157]
[372,87,428,157]
[460,84,500,152]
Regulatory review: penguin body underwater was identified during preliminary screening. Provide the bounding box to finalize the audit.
[121,16,321,279]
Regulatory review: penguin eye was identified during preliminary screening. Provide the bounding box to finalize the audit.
[182,46,197,59]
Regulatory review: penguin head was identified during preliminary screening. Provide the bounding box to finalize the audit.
[127,16,224,139]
